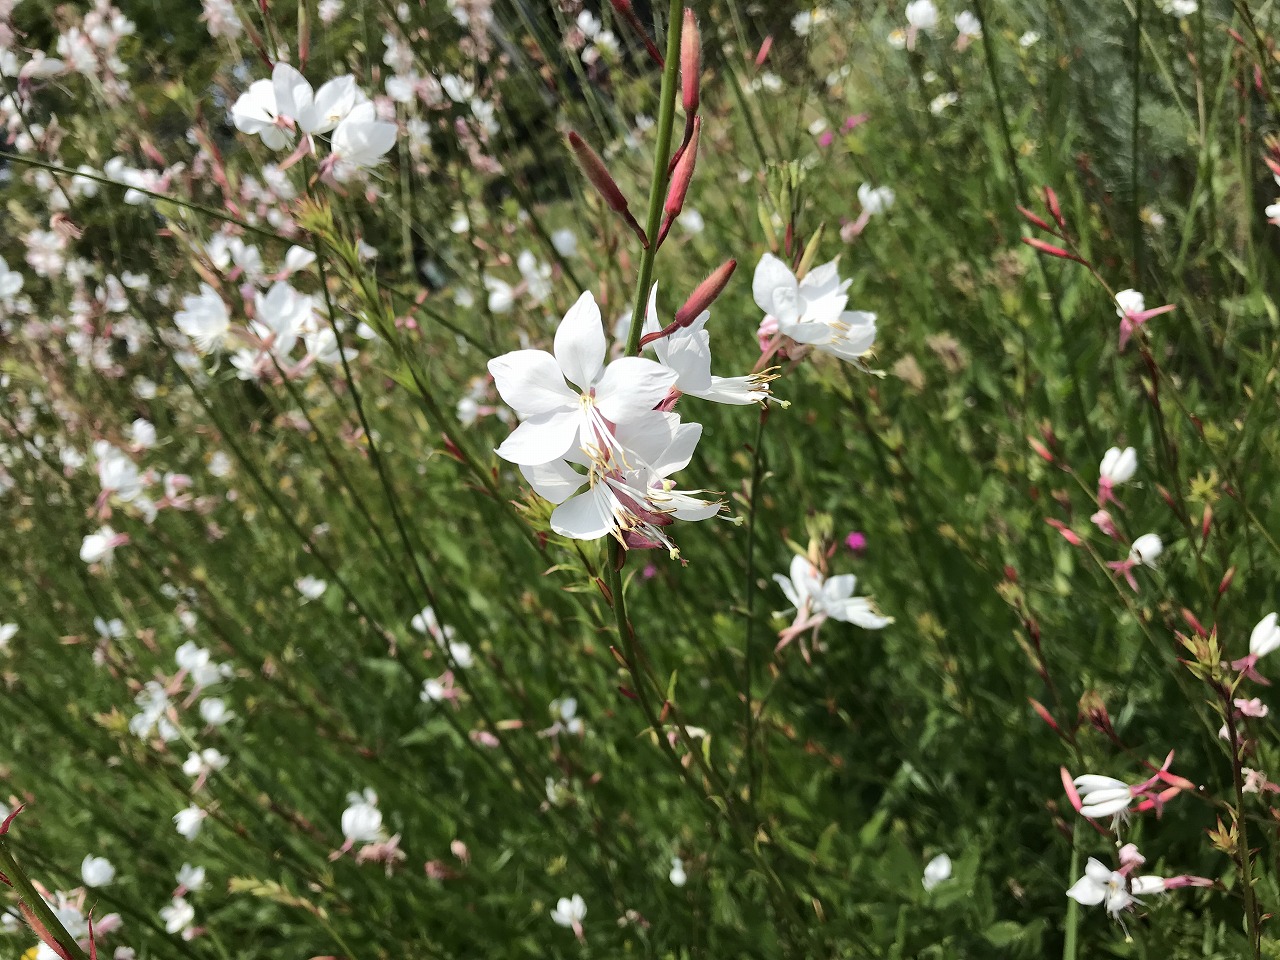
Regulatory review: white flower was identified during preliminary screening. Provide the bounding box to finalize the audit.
[550,893,587,928]
[183,748,229,779]
[929,92,959,114]
[954,11,981,38]
[174,284,230,354]
[906,0,938,30]
[295,575,327,601]
[1067,858,1133,916]
[922,853,952,891]
[668,856,687,887]
[1250,613,1280,658]
[487,291,676,466]
[1019,30,1040,47]
[1129,533,1163,568]
[1099,446,1138,485]
[252,281,313,356]
[411,606,454,644]
[174,805,207,840]
[328,101,398,179]
[1158,0,1197,16]
[752,254,878,363]
[176,641,232,688]
[81,526,122,565]
[1073,774,1133,819]
[643,286,772,405]
[81,855,116,887]
[177,863,207,892]
[341,788,384,844]
[550,229,578,258]
[231,64,302,150]
[160,897,196,937]
[0,256,24,301]
[774,554,893,633]
[199,697,234,727]
[0,623,16,651]
[858,183,895,216]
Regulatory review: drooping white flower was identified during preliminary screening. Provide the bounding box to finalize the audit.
[199,697,235,727]
[295,575,328,601]
[906,0,938,30]
[1073,774,1134,819]
[81,525,124,565]
[954,11,982,40]
[177,863,207,892]
[922,853,952,891]
[668,856,687,887]
[487,291,676,466]
[1100,446,1138,486]
[0,623,16,652]
[81,855,116,887]
[1129,533,1163,568]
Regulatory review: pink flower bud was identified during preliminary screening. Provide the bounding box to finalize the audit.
[567,132,648,248]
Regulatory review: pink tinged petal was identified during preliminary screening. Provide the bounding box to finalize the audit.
[550,486,616,540]
[521,459,586,504]
[594,357,677,423]
[1066,876,1106,906]
[752,253,801,323]
[487,350,576,418]
[493,410,580,466]
[554,291,607,390]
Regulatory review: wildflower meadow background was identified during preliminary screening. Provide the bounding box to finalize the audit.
[2,0,1279,956]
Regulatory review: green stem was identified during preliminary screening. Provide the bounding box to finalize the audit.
[0,837,93,960]
[623,0,686,357]
[1063,821,1080,960]
[1224,700,1263,958]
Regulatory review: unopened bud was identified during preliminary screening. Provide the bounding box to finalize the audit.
[1022,236,1087,264]
[567,131,649,248]
[1044,186,1065,229]
[1201,504,1212,544]
[681,10,700,119]
[610,0,664,66]
[1181,608,1208,638]
[1219,566,1236,596]
[755,35,773,69]
[674,259,736,326]
[795,223,826,280]
[1029,698,1060,733]
[1017,205,1053,232]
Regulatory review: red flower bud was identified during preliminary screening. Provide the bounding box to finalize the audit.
[674,259,736,327]
[567,131,649,248]
[681,10,700,119]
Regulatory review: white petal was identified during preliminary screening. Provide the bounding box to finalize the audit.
[551,486,615,540]
[1131,876,1166,896]
[487,350,576,418]
[1073,775,1127,792]
[752,253,800,323]
[772,574,801,609]
[594,357,676,423]
[521,459,586,505]
[554,291,606,390]
[650,421,702,476]
[494,411,580,465]
[1066,876,1106,906]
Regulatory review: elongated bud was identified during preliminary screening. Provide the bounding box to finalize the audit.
[1029,698,1060,733]
[795,223,825,279]
[567,132,649,248]
[681,10,700,118]
[1017,205,1053,232]
[1045,518,1082,546]
[1028,436,1054,463]
[609,645,630,668]
[1021,236,1087,264]
[1060,766,1083,812]
[663,116,700,221]
[297,0,311,68]
[1044,186,1065,229]
[1219,566,1235,596]
[1201,504,1212,544]
[609,0,665,66]
[755,35,773,69]
[1181,608,1208,638]
[757,202,778,251]
[674,259,736,326]
[594,575,613,604]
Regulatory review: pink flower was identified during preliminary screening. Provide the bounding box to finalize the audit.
[1114,289,1175,351]
[845,531,868,553]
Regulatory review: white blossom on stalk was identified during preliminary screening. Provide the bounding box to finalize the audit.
[160,896,196,938]
[326,101,398,180]
[176,863,207,893]
[1107,533,1163,591]
[174,805,207,841]
[550,893,587,940]
[773,553,891,654]
[0,623,16,653]
[906,0,938,30]
[81,855,116,887]
[199,697,234,727]
[487,291,676,466]
[295,575,327,601]
[521,413,721,554]
[1251,613,1280,658]
[668,856,687,887]
[174,284,231,354]
[1066,858,1146,917]
[643,287,772,405]
[753,254,878,364]
[182,748,229,783]
[1097,446,1137,506]
[81,525,125,565]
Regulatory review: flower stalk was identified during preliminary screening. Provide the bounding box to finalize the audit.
[0,835,93,960]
